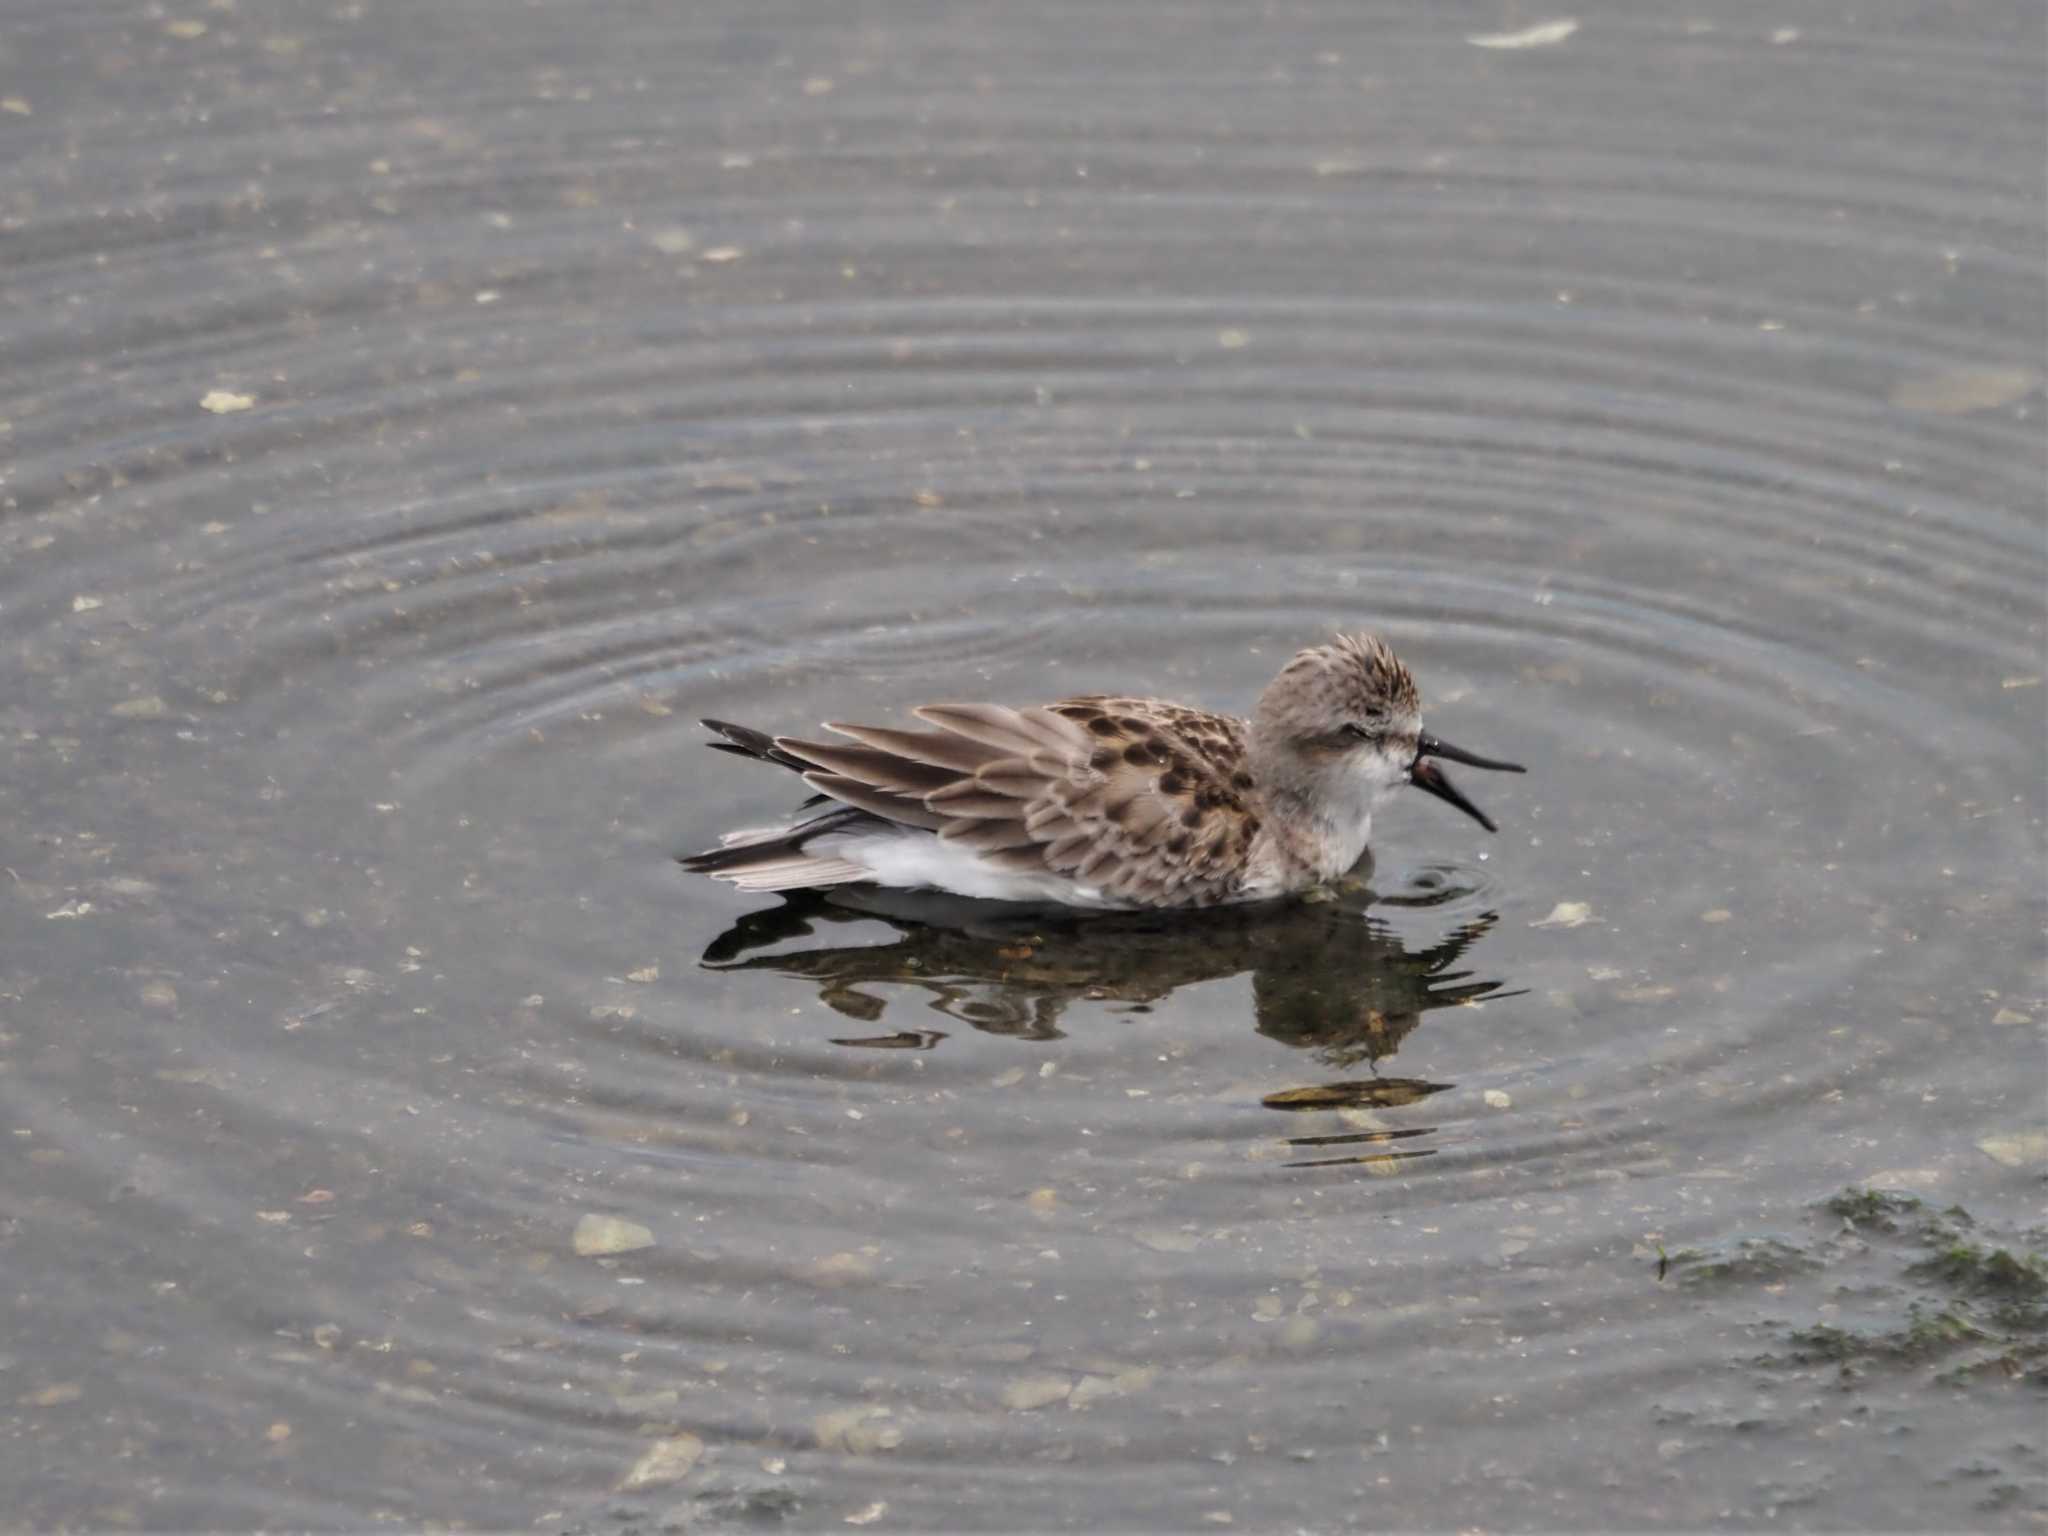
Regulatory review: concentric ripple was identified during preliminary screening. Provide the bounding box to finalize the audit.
[1,1,2041,1528]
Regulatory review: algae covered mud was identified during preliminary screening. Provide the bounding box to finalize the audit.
[2,0,2043,1528]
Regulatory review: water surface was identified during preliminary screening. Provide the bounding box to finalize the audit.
[3,1,2043,1527]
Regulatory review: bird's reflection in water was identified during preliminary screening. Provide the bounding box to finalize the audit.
[699,859,1520,1170]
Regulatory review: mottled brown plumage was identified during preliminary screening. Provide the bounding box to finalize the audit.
[784,697,1257,907]
[681,632,1524,909]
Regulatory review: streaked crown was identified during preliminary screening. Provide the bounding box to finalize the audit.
[1255,631,1421,737]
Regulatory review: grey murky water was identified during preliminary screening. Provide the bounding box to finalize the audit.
[4,1,2044,1527]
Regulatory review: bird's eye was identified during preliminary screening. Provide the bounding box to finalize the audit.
[1343,722,1384,745]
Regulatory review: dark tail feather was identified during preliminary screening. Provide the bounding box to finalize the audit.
[702,718,818,775]
[684,719,906,876]
[700,717,833,813]
[677,806,879,874]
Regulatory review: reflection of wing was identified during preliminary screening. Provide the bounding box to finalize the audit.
[781,696,1262,907]
[828,1030,948,1050]
[699,879,1517,1077]
[695,884,1518,1179]
[1262,1079,1453,1110]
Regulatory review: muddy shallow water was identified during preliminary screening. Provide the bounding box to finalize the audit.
[3,1,2044,1528]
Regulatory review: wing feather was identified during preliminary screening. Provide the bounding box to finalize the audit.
[726,696,1260,908]
[938,817,1041,853]
[1043,830,1095,865]
[925,785,1033,819]
[783,737,958,796]
[800,772,948,832]
[823,721,996,774]
[722,854,873,891]
[912,703,1092,758]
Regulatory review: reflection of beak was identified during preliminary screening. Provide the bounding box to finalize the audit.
[1409,732,1527,834]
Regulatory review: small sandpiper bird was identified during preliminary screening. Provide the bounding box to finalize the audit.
[681,632,1525,910]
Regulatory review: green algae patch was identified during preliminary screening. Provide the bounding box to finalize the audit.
[1821,1187,1924,1233]
[1669,1237,1824,1292]
[1907,1242,2048,1304]
[1668,1188,2048,1390]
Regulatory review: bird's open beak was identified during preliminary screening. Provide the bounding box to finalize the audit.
[1408,732,1527,834]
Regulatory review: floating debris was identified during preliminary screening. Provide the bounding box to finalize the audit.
[1067,1373,1118,1409]
[1468,18,1578,50]
[1887,365,2037,415]
[200,389,255,414]
[814,1404,900,1453]
[620,1431,703,1490]
[1979,1130,2048,1169]
[611,1387,679,1416]
[1532,901,1593,929]
[1001,1373,1072,1411]
[573,1214,654,1256]
[808,1250,876,1287]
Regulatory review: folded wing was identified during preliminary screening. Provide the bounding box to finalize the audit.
[780,696,1261,907]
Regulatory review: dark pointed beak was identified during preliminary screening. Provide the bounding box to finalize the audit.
[1408,732,1527,834]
